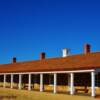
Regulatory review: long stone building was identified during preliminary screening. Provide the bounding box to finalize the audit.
[0,44,100,97]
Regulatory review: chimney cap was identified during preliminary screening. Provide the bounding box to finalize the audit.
[84,43,91,46]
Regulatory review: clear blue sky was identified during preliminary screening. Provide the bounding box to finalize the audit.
[0,0,100,64]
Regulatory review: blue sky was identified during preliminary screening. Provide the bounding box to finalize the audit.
[0,0,100,64]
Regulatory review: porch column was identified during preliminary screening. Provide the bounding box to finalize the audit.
[18,74,22,89]
[54,73,57,93]
[70,73,74,95]
[28,74,31,90]
[11,74,13,89]
[91,72,95,97]
[40,73,43,92]
[3,74,6,88]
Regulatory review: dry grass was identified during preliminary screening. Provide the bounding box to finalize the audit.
[0,87,97,100]
[0,82,99,100]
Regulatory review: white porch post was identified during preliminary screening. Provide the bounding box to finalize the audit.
[91,72,95,97]
[40,73,43,92]
[11,74,13,89]
[70,73,74,95]
[18,74,22,89]
[3,74,6,88]
[28,74,31,90]
[54,73,57,93]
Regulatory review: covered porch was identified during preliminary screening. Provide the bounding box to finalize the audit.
[0,69,99,97]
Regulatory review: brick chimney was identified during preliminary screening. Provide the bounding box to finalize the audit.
[12,57,16,63]
[84,44,91,54]
[62,48,69,57]
[40,52,45,60]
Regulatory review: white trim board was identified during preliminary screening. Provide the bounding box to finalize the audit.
[0,69,95,75]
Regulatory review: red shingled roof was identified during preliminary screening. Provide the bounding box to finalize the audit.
[0,52,100,73]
